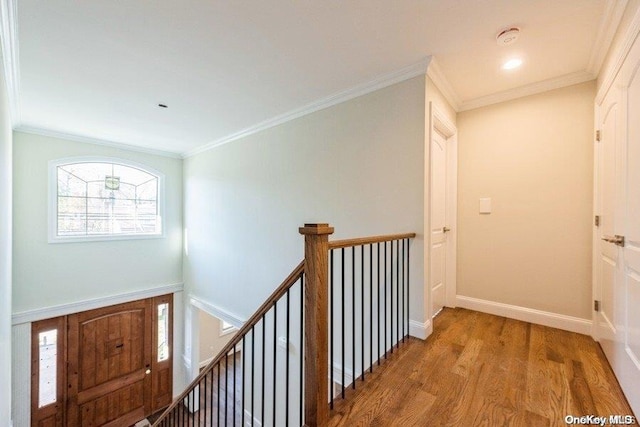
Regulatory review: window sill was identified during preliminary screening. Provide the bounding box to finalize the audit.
[48,233,164,244]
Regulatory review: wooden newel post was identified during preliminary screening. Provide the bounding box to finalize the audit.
[299,223,334,427]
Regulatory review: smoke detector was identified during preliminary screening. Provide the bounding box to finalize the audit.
[496,27,520,46]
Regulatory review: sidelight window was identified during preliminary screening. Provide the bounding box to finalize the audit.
[157,302,169,362]
[37,330,57,407]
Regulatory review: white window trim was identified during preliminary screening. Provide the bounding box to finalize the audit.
[48,156,166,243]
[220,321,237,337]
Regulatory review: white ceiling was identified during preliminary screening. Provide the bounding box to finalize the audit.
[4,0,617,155]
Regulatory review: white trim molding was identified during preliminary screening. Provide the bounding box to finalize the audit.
[426,58,461,111]
[189,294,246,328]
[11,283,184,324]
[409,318,432,340]
[456,295,592,335]
[459,70,596,112]
[596,3,640,104]
[183,57,432,158]
[331,361,354,387]
[16,125,183,159]
[0,0,20,126]
[588,0,630,76]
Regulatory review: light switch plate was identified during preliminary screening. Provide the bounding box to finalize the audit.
[479,198,491,214]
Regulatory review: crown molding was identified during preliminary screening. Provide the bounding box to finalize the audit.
[426,58,461,112]
[588,0,629,76]
[16,124,183,158]
[0,0,20,126]
[596,2,640,105]
[183,57,432,158]
[459,70,596,112]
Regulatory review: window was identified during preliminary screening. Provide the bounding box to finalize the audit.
[220,320,236,336]
[49,158,164,242]
[37,329,58,408]
[157,302,170,362]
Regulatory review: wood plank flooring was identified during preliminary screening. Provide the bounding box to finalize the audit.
[329,308,636,427]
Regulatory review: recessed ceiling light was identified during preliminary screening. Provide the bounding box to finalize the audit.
[502,58,523,70]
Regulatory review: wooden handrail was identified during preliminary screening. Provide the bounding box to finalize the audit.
[152,260,305,424]
[328,232,417,249]
[153,226,418,426]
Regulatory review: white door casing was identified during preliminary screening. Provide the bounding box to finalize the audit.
[428,103,457,319]
[594,31,640,414]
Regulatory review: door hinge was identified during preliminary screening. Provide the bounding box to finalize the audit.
[596,130,601,142]
[594,215,600,227]
[594,300,600,312]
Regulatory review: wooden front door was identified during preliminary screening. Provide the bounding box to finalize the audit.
[67,299,153,426]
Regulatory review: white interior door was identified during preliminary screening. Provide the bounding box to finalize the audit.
[430,129,448,318]
[594,33,640,414]
[595,86,619,348]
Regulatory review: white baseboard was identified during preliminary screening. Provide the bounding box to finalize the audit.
[409,318,432,340]
[331,362,354,387]
[456,295,592,335]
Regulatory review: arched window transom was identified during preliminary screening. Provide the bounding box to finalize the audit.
[49,158,163,241]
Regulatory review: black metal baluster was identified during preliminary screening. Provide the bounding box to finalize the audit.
[204,370,207,427]
[352,246,356,390]
[225,353,229,426]
[261,315,266,426]
[396,240,400,349]
[234,344,237,427]
[273,304,277,427]
[361,244,364,382]
[285,289,290,427]
[384,241,388,359]
[210,367,215,427]
[341,247,345,399]
[390,240,394,354]
[377,242,381,366]
[330,250,334,409]
[369,244,373,374]
[242,337,246,427]
[299,276,304,427]
[217,362,221,427]
[402,239,405,341]
[407,239,410,340]
[251,327,255,427]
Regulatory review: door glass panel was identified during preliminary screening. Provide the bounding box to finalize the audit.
[157,303,169,362]
[38,329,57,407]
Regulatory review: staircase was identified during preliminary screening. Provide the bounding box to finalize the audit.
[152,224,416,427]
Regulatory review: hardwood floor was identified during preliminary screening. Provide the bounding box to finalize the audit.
[329,308,636,427]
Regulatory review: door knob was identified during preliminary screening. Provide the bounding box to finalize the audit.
[145,369,151,375]
[443,227,451,233]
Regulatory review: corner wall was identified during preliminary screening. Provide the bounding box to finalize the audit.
[456,81,596,322]
[183,76,427,326]
[0,44,13,427]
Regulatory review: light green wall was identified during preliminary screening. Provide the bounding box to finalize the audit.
[0,44,13,426]
[184,75,427,323]
[12,132,183,314]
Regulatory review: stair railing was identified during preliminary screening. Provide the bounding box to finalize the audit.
[152,224,416,427]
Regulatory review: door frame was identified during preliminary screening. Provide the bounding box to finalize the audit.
[427,102,457,318]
